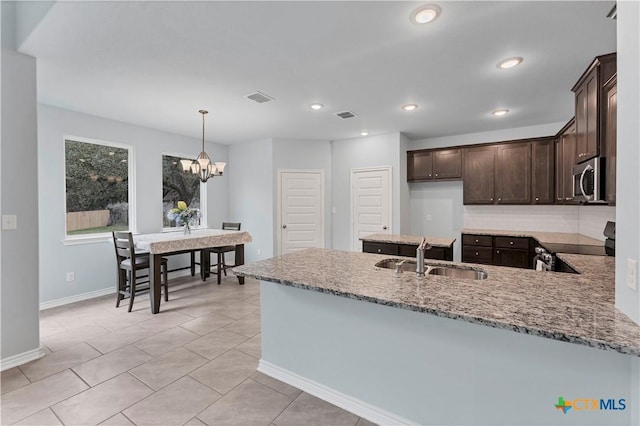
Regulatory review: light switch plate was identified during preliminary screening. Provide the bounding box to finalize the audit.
[626,258,637,291]
[2,215,17,230]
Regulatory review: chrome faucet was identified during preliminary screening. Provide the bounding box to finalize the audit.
[416,237,431,276]
[395,259,408,274]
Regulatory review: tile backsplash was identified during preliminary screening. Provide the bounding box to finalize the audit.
[464,205,615,241]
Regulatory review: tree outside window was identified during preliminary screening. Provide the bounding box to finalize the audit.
[163,155,202,228]
[65,139,130,236]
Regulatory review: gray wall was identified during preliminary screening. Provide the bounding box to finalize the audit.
[1,48,40,360]
[331,133,403,251]
[272,138,332,253]
[37,105,229,304]
[228,139,274,263]
[615,1,640,323]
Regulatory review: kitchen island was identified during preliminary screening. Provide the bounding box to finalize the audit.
[234,249,639,425]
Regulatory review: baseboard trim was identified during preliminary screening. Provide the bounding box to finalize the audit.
[1,345,46,371]
[258,360,414,426]
[39,269,193,311]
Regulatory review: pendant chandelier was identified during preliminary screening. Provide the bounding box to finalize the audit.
[179,110,226,183]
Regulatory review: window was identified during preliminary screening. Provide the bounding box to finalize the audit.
[162,154,204,230]
[65,138,132,237]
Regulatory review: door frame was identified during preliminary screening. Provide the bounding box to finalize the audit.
[349,166,393,251]
[276,169,325,256]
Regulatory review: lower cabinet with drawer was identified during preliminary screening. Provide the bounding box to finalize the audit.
[462,234,534,269]
[363,241,453,261]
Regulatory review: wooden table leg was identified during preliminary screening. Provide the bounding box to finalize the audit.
[200,249,209,281]
[149,253,162,314]
[235,244,245,285]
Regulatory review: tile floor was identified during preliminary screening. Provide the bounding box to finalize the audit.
[1,274,376,426]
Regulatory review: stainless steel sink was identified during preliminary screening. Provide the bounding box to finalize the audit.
[375,258,487,280]
[427,267,487,280]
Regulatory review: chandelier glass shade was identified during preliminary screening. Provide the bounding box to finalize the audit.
[180,110,226,183]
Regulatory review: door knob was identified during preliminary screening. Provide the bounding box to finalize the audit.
[383,226,388,230]
[282,225,287,229]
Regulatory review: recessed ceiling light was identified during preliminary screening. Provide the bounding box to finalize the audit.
[411,4,441,24]
[309,103,324,110]
[497,57,523,69]
[361,132,369,136]
[402,104,418,112]
[492,109,509,117]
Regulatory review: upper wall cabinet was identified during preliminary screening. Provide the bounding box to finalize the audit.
[495,142,532,204]
[531,137,555,204]
[407,148,462,182]
[555,118,578,204]
[463,145,496,204]
[572,52,616,163]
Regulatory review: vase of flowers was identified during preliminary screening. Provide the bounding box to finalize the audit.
[167,201,200,235]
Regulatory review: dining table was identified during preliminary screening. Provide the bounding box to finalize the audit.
[135,228,253,314]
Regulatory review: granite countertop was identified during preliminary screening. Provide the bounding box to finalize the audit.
[360,233,456,247]
[462,228,603,247]
[234,248,640,357]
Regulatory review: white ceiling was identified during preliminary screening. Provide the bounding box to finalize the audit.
[17,1,616,144]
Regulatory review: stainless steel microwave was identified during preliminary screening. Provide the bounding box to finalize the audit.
[572,157,605,203]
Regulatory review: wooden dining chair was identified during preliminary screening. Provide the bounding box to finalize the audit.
[206,222,241,285]
[112,231,169,312]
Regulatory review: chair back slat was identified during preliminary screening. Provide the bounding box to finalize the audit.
[112,231,136,263]
[222,222,241,231]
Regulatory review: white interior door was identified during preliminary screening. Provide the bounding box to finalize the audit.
[350,167,392,251]
[278,170,325,255]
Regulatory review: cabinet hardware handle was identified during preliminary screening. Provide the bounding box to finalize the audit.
[510,241,514,245]
[428,174,432,177]
[498,198,502,202]
[377,249,382,253]
[475,239,479,243]
[475,252,479,256]
[496,250,500,254]
[490,198,494,201]
[557,197,562,201]
[566,197,573,201]
[535,197,539,201]
[435,173,438,177]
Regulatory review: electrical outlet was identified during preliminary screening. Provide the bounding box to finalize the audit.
[331,207,336,214]
[66,272,75,282]
[2,215,17,230]
[257,249,262,256]
[426,214,432,222]
[626,259,637,290]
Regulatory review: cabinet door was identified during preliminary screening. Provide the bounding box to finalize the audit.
[561,122,577,203]
[362,242,398,255]
[462,246,493,265]
[496,142,531,204]
[531,139,555,204]
[433,149,462,179]
[575,69,599,162]
[493,249,531,269]
[555,138,564,203]
[605,77,617,205]
[463,146,496,204]
[407,151,433,181]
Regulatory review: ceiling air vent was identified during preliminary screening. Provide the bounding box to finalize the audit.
[335,111,357,119]
[246,91,275,104]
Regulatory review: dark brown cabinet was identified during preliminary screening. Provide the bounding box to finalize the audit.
[462,234,533,270]
[463,145,496,204]
[493,237,531,269]
[496,142,531,204]
[407,148,461,182]
[363,241,453,261]
[464,142,533,205]
[555,119,577,204]
[531,138,555,204]
[572,53,616,163]
[604,75,617,205]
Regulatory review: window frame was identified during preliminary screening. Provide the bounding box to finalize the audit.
[161,151,207,233]
[62,135,136,243]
